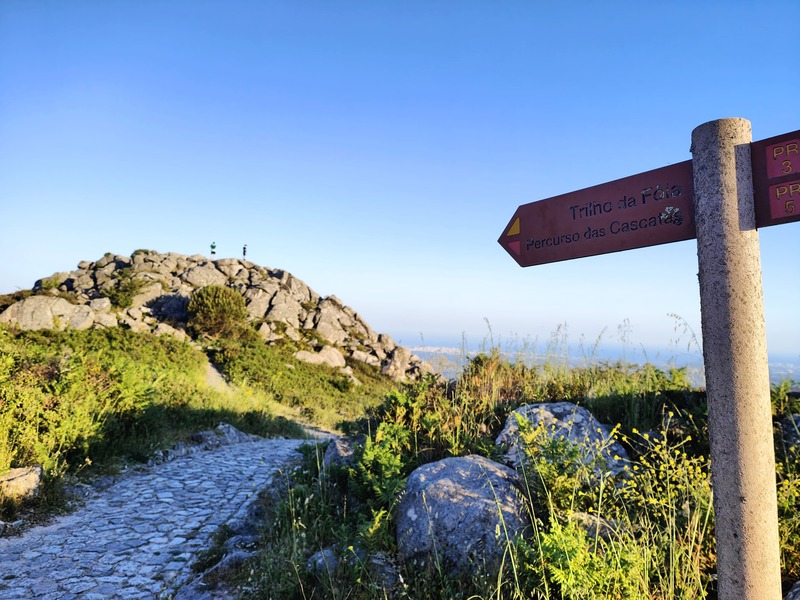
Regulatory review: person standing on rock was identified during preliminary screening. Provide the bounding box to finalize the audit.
[243,244,247,260]
[210,242,217,259]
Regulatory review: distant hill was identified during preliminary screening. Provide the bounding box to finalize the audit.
[0,250,431,382]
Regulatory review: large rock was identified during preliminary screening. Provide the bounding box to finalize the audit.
[295,346,346,368]
[149,293,190,321]
[496,402,629,476]
[0,296,94,331]
[396,455,529,577]
[243,288,274,320]
[0,465,44,501]
[181,264,227,288]
[266,289,303,329]
[314,301,350,345]
[89,297,112,312]
[381,346,412,382]
[786,580,800,600]
[129,281,165,309]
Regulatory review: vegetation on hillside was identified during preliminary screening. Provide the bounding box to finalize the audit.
[183,284,399,428]
[240,350,800,600]
[2,279,798,598]
[0,326,307,521]
[0,296,400,521]
[207,334,396,429]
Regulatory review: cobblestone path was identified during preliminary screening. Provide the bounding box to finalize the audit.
[0,437,308,599]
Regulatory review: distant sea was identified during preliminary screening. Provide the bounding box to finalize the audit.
[408,342,800,390]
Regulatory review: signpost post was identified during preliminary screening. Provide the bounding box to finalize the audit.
[499,118,799,600]
[691,118,781,600]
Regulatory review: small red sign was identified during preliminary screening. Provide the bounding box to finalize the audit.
[768,179,800,220]
[765,139,800,179]
[752,129,800,228]
[498,161,695,267]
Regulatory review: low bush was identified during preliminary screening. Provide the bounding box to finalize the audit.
[104,267,145,309]
[187,285,249,339]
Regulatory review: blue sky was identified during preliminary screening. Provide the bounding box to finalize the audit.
[1,1,798,363]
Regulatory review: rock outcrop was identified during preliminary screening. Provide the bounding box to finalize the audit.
[786,580,800,600]
[391,404,634,576]
[0,250,431,381]
[495,401,629,477]
[396,455,529,577]
[0,296,98,331]
[0,465,44,502]
[322,436,365,471]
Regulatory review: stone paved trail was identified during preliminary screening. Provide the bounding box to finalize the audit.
[0,437,310,599]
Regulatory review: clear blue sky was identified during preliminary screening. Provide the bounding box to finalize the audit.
[1,1,798,362]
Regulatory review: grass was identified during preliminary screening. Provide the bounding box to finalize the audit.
[207,334,399,430]
[0,325,305,521]
[2,317,797,598]
[233,348,800,600]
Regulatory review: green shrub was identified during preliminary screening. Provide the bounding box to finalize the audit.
[39,275,63,290]
[778,445,800,579]
[350,421,411,508]
[772,377,800,417]
[0,326,303,521]
[105,267,145,309]
[187,285,249,339]
[208,335,396,429]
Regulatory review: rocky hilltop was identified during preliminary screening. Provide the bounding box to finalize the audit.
[0,250,430,382]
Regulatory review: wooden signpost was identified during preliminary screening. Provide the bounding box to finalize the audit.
[498,161,696,266]
[499,119,799,600]
[499,128,800,266]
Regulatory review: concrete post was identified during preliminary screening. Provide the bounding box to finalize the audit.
[691,118,782,600]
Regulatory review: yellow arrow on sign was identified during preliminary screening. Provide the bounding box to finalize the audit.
[507,218,520,236]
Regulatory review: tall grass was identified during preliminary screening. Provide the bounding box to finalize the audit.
[239,349,799,599]
[509,413,714,599]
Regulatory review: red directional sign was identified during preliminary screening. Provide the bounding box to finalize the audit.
[499,161,695,267]
[751,129,800,228]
